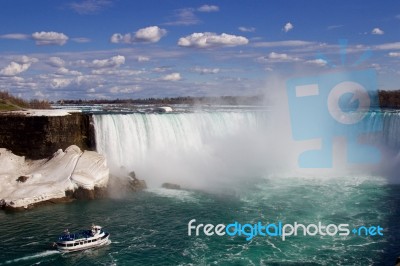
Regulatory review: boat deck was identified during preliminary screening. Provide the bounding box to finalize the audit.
[58,230,96,241]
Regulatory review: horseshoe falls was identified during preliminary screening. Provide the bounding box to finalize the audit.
[1,109,400,265]
[93,110,400,186]
[93,112,264,170]
[93,111,277,189]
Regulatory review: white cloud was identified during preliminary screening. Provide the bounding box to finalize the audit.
[372,28,384,35]
[283,22,294,33]
[238,26,255,32]
[197,5,219,12]
[374,42,400,50]
[111,26,167,44]
[268,52,290,60]
[178,32,249,48]
[87,88,96,93]
[56,67,82,76]
[48,57,65,68]
[47,58,82,76]
[69,0,113,14]
[91,55,125,68]
[51,78,72,88]
[192,67,220,74]
[1,32,79,45]
[161,73,181,81]
[110,85,141,94]
[32,31,69,46]
[305,58,328,66]
[0,62,31,76]
[137,56,150,62]
[0,33,30,40]
[0,56,37,77]
[257,52,300,63]
[389,52,400,57]
[110,33,128,43]
[135,26,167,42]
[16,56,38,64]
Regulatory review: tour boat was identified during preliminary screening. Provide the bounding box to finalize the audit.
[55,225,110,252]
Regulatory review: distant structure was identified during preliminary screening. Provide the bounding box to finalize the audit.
[155,106,173,113]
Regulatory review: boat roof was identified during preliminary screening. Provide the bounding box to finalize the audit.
[58,225,104,242]
[58,229,99,242]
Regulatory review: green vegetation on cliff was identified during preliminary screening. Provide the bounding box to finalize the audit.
[0,100,22,111]
[0,91,51,111]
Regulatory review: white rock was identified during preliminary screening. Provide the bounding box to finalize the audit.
[71,151,109,189]
[0,145,109,209]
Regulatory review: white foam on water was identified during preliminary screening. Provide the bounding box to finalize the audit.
[21,241,40,247]
[146,188,198,203]
[1,250,59,265]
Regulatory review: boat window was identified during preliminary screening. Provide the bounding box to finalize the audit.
[58,243,66,247]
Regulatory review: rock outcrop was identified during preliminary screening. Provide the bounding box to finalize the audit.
[0,145,109,210]
[128,171,147,191]
[161,183,181,190]
[107,171,147,197]
[0,112,95,160]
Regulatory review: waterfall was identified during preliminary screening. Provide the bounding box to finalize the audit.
[93,111,270,187]
[93,110,400,187]
[381,112,400,148]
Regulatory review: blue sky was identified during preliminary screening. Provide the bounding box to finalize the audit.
[0,0,399,100]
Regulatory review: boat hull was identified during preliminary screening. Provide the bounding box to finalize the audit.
[56,232,110,252]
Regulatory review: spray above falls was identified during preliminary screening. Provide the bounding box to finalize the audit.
[93,110,400,189]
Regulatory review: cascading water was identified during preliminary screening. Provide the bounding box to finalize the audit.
[381,111,400,148]
[94,112,265,165]
[93,109,400,187]
[93,111,273,188]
